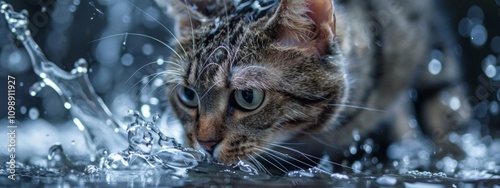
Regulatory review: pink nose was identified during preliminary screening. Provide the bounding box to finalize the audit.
[198,140,219,152]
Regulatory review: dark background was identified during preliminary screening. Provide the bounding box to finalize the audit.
[0,0,499,138]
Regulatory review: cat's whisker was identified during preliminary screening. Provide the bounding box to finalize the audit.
[296,131,346,152]
[328,104,386,112]
[261,147,324,172]
[128,72,163,93]
[133,72,175,101]
[124,60,183,86]
[124,61,159,85]
[194,45,231,85]
[204,45,231,66]
[128,2,188,58]
[230,22,253,70]
[256,148,293,172]
[247,154,271,175]
[256,147,306,171]
[265,142,306,146]
[268,143,369,174]
[252,152,274,174]
[252,151,288,174]
[194,62,224,85]
[166,83,183,99]
[88,33,185,61]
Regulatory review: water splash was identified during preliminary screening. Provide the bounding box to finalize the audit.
[1,1,127,157]
[101,112,205,176]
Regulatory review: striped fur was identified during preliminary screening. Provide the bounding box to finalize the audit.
[156,0,470,167]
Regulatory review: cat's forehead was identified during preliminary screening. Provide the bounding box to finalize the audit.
[188,0,278,53]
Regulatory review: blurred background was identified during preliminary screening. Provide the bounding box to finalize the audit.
[0,0,499,158]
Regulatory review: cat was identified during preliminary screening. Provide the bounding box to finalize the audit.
[155,0,470,172]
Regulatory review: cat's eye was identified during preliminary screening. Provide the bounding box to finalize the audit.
[234,89,264,111]
[177,86,199,108]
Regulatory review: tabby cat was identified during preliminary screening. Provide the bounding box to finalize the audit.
[155,0,470,171]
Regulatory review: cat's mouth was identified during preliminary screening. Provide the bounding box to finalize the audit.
[194,137,260,164]
[197,140,221,156]
[196,140,231,163]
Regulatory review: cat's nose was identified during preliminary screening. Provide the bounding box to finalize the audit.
[198,140,220,153]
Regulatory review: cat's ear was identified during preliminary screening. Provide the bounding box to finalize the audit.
[265,0,336,55]
[155,0,209,36]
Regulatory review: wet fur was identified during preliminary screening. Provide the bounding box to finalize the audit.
[155,0,470,169]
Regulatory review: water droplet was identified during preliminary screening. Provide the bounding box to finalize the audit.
[71,140,76,145]
[485,64,497,78]
[482,55,497,70]
[470,25,488,47]
[156,57,164,65]
[141,105,151,118]
[428,59,442,75]
[475,101,488,118]
[490,101,499,115]
[352,161,362,172]
[105,153,129,170]
[48,143,64,161]
[8,51,21,64]
[68,5,77,13]
[331,173,349,180]
[349,145,357,155]
[409,89,418,101]
[376,175,397,186]
[29,107,39,120]
[152,114,161,122]
[122,32,128,47]
[88,2,103,14]
[491,36,500,53]
[150,97,159,105]
[122,15,130,23]
[64,102,72,109]
[153,78,164,87]
[287,170,311,177]
[20,106,27,114]
[363,144,373,154]
[121,53,134,66]
[352,130,360,141]
[467,6,484,22]
[458,18,473,37]
[449,96,461,111]
[142,43,154,55]
[41,6,46,13]
[408,117,418,128]
[73,118,85,131]
[84,165,100,174]
[497,89,500,101]
[210,17,221,35]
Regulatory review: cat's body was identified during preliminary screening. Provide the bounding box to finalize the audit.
[155,0,470,172]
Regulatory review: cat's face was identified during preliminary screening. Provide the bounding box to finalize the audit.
[159,0,347,164]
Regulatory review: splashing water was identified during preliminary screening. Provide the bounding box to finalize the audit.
[1,2,127,155]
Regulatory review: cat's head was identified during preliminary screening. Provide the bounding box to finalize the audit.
[156,0,347,164]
